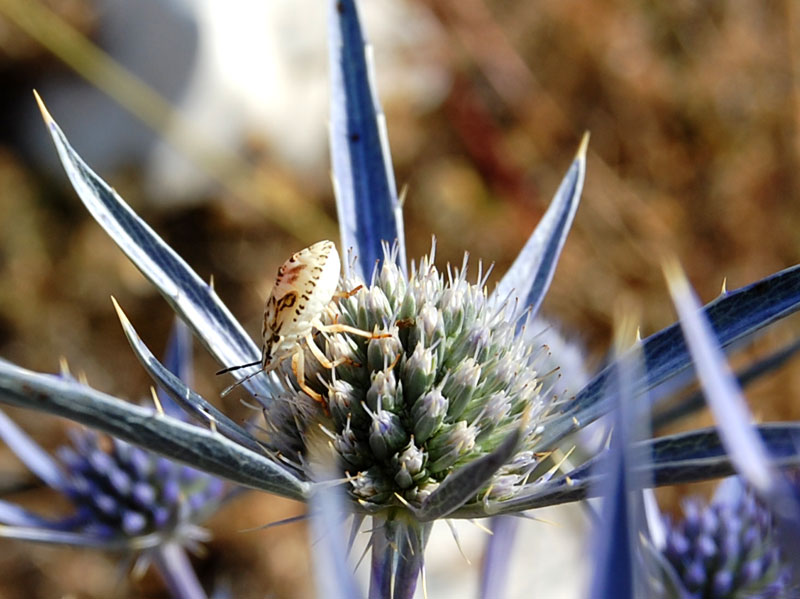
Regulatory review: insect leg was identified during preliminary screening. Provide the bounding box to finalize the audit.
[317,323,393,340]
[333,284,363,300]
[291,349,328,411]
[304,332,358,369]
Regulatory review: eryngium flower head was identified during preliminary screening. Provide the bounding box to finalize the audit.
[258,247,564,511]
[659,478,789,599]
[56,426,224,548]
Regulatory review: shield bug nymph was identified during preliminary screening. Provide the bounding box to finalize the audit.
[219,240,387,409]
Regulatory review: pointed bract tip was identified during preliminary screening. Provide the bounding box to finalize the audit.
[58,356,71,377]
[576,131,590,160]
[32,90,54,125]
[109,295,130,326]
[149,386,165,415]
[612,299,641,351]
[661,253,690,298]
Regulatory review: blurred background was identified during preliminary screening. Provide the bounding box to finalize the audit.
[0,0,799,596]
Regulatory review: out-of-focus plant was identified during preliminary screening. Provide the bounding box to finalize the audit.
[0,1,799,597]
[657,477,790,599]
[0,319,227,598]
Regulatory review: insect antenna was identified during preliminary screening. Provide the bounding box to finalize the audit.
[216,360,264,398]
[215,360,261,375]
[219,366,266,398]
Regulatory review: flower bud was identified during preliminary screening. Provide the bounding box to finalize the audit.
[393,439,426,479]
[427,421,476,473]
[364,286,393,326]
[334,426,369,469]
[443,358,481,419]
[328,378,361,429]
[377,260,406,304]
[402,343,437,404]
[367,331,403,373]
[408,303,445,351]
[411,386,447,443]
[474,391,512,434]
[349,466,392,504]
[368,410,408,460]
[366,369,402,413]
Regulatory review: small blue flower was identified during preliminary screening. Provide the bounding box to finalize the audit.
[659,477,789,599]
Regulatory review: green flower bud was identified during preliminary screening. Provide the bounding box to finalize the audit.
[443,357,481,420]
[366,369,402,414]
[368,410,408,460]
[402,343,437,404]
[427,421,476,473]
[411,386,448,443]
[367,331,403,373]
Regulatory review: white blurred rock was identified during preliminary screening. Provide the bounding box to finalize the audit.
[147,0,449,201]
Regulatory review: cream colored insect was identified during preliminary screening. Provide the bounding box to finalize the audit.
[220,240,380,407]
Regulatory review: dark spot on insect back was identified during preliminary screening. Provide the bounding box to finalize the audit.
[281,263,308,284]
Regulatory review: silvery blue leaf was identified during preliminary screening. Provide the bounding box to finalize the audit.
[453,423,800,516]
[0,359,309,500]
[653,336,800,429]
[535,263,800,452]
[35,94,275,403]
[0,523,123,548]
[589,342,649,599]
[479,516,519,599]
[417,425,522,521]
[666,261,800,587]
[112,298,266,455]
[158,317,195,419]
[492,133,588,319]
[151,542,208,599]
[328,0,405,280]
[0,500,56,528]
[665,262,777,495]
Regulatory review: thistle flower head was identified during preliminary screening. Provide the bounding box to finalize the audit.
[54,426,224,549]
[258,245,565,511]
[659,478,790,599]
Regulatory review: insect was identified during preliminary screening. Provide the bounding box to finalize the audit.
[219,240,386,408]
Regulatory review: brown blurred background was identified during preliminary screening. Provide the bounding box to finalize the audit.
[0,0,799,596]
